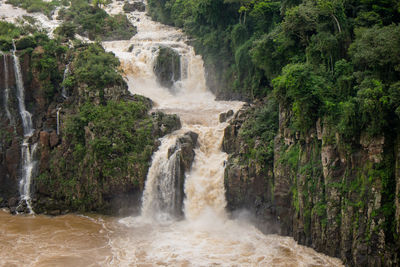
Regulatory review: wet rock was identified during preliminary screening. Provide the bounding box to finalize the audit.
[8,197,18,207]
[49,131,59,148]
[49,210,61,216]
[123,2,146,12]
[153,47,181,89]
[165,131,198,217]
[219,110,234,123]
[5,140,20,179]
[39,131,50,148]
[152,111,181,136]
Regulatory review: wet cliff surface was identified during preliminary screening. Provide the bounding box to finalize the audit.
[223,100,400,266]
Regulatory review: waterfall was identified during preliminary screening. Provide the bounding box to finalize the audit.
[103,2,243,223]
[18,142,38,213]
[2,52,12,123]
[61,63,70,98]
[56,108,61,135]
[12,40,34,137]
[141,135,182,221]
[12,40,37,214]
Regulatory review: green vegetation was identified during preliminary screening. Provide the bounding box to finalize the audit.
[56,0,137,41]
[154,47,181,88]
[39,99,155,211]
[0,23,69,100]
[147,0,399,261]
[6,0,63,17]
[6,0,136,41]
[73,43,124,89]
[148,0,400,139]
[30,42,178,212]
[239,97,278,168]
[0,21,22,51]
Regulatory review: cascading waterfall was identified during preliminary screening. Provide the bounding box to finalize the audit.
[102,2,340,265]
[12,40,37,214]
[2,52,13,123]
[141,134,182,220]
[0,1,343,266]
[103,3,240,222]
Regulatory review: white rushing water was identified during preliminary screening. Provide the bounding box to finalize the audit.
[61,63,70,98]
[102,1,343,266]
[0,0,62,38]
[12,40,38,213]
[2,52,13,123]
[56,107,61,135]
[141,133,182,221]
[18,141,38,213]
[12,40,34,137]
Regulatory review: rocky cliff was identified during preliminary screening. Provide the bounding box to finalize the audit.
[223,100,400,266]
[0,39,182,215]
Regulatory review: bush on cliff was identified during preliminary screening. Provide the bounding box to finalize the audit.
[56,0,137,41]
[0,22,21,51]
[147,0,400,138]
[6,0,62,18]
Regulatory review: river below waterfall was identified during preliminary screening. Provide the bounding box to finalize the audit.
[0,0,343,266]
[0,209,342,266]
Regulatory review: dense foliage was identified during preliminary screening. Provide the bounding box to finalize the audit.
[148,0,400,257]
[0,22,22,51]
[6,0,136,41]
[72,43,124,90]
[36,99,155,211]
[56,0,137,41]
[148,0,400,138]
[6,0,64,17]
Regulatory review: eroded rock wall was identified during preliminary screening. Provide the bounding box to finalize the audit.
[223,102,400,266]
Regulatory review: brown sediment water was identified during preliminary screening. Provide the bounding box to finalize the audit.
[0,210,113,266]
[0,210,343,266]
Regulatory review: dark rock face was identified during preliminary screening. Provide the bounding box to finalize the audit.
[0,54,21,209]
[123,2,146,12]
[219,110,234,123]
[152,111,182,136]
[223,103,280,234]
[203,61,249,101]
[0,47,184,216]
[223,102,400,266]
[153,47,181,89]
[166,131,198,217]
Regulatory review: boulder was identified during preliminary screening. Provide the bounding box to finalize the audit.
[123,2,146,12]
[153,47,181,89]
[219,109,234,123]
[164,131,198,217]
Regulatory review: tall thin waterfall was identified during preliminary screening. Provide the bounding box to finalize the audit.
[2,53,12,123]
[12,40,34,137]
[56,108,61,135]
[61,63,70,98]
[12,40,37,214]
[19,142,38,213]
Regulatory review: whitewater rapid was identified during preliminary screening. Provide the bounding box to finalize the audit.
[101,1,344,266]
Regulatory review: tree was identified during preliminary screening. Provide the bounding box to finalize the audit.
[273,63,328,131]
[349,24,400,81]
[91,0,108,9]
